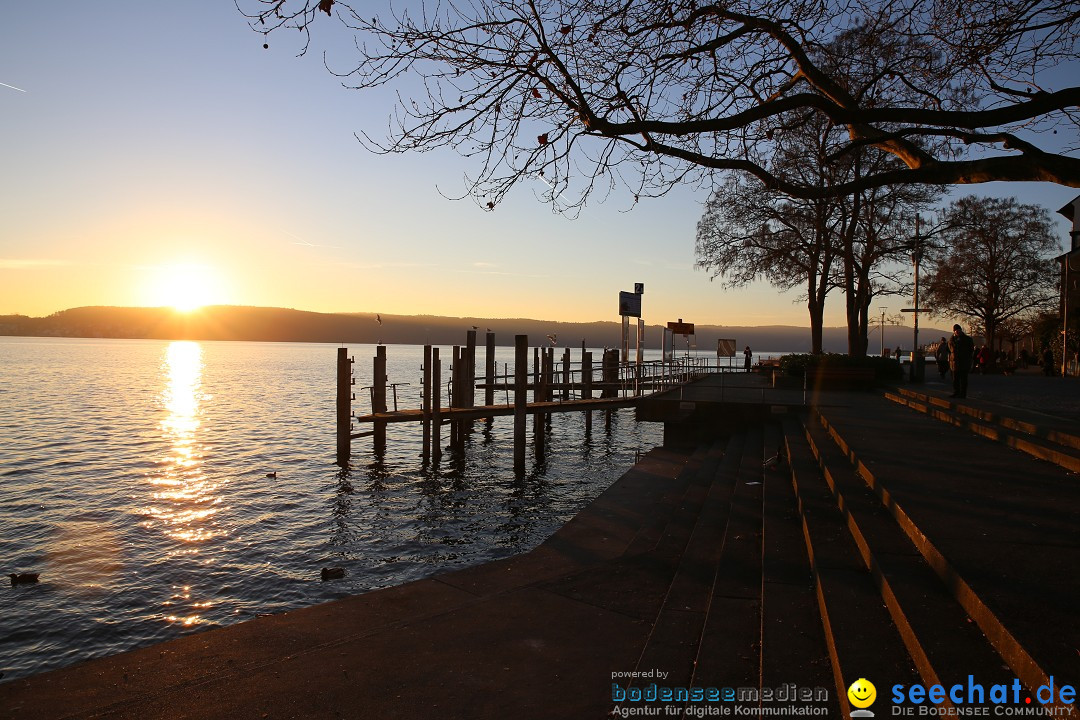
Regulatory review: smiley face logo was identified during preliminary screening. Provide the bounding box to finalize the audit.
[847,678,877,709]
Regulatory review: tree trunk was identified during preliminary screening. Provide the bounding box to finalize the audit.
[845,291,861,354]
[842,240,860,354]
[808,299,824,354]
[807,266,826,355]
[857,295,871,357]
[841,191,864,355]
[985,317,998,371]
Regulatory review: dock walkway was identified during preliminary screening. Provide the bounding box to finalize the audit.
[2,372,1078,719]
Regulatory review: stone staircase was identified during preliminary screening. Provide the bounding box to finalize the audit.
[884,386,1080,473]
[609,429,839,716]
[782,397,1079,719]
[611,391,1079,719]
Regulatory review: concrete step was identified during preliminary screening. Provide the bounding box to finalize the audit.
[886,387,1080,473]
[802,411,1016,702]
[633,435,745,687]
[890,387,1080,452]
[690,426,764,691]
[782,416,921,718]
[813,403,1080,716]
[537,445,714,626]
[622,445,715,559]
[758,421,837,713]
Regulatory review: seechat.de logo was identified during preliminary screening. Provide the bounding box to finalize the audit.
[848,678,877,717]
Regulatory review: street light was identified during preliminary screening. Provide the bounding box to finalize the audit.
[898,216,927,380]
[880,306,888,357]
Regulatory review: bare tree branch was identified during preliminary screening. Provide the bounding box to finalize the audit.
[239,0,1080,208]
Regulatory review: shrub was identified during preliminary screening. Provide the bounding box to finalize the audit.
[777,353,904,383]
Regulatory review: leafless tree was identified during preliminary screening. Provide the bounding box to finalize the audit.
[923,195,1061,354]
[697,92,937,355]
[240,0,1080,210]
[697,182,840,353]
[695,111,851,354]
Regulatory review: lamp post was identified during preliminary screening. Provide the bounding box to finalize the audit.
[913,216,921,357]
[880,306,887,356]
[900,215,929,381]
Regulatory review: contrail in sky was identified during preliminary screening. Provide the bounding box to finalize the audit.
[283,229,340,249]
[1,81,27,93]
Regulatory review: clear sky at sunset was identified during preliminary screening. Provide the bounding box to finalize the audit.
[2,3,1076,328]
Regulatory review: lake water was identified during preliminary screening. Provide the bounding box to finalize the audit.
[0,337,672,683]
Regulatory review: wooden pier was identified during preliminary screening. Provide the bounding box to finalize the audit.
[336,332,718,473]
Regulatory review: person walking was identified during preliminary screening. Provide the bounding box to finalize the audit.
[948,324,975,398]
[743,345,752,371]
[976,344,990,373]
[935,337,950,379]
[1042,347,1055,376]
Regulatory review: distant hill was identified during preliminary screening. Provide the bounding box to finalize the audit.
[0,305,950,352]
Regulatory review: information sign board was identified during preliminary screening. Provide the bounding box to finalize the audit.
[619,291,642,318]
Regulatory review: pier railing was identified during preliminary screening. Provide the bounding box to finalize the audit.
[463,355,719,407]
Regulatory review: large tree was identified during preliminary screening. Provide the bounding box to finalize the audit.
[695,178,840,354]
[243,0,1080,209]
[696,51,938,357]
[837,179,943,356]
[923,196,1061,353]
[696,109,855,353]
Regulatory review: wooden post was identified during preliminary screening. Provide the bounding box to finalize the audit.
[432,348,442,464]
[422,345,432,463]
[582,352,593,399]
[561,348,570,400]
[451,345,461,449]
[582,351,593,436]
[604,348,618,429]
[463,330,477,441]
[451,345,461,405]
[535,346,548,456]
[373,346,387,412]
[635,318,644,396]
[533,344,543,449]
[465,330,477,409]
[373,345,387,456]
[485,331,495,406]
[600,349,613,398]
[546,347,554,430]
[514,335,527,474]
[336,347,351,467]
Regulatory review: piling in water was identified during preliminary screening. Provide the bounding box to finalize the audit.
[336,347,352,467]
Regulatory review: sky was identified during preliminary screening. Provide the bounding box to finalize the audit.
[1,2,1077,329]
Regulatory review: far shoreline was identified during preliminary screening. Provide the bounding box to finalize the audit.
[0,305,952,353]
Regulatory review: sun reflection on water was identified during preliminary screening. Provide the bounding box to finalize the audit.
[138,342,224,627]
[142,344,225,547]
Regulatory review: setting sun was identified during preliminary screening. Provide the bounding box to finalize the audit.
[144,263,224,312]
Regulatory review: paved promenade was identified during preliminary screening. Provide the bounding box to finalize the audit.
[919,364,1080,422]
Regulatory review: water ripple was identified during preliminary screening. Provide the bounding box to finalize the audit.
[0,337,662,683]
